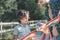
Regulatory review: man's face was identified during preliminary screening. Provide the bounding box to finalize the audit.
[38,0,50,6]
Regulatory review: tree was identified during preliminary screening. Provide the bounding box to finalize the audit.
[0,0,60,22]
[0,0,17,22]
[17,0,45,20]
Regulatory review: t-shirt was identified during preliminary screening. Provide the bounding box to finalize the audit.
[13,23,30,40]
[45,0,59,21]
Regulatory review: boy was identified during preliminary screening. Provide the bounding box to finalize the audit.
[13,10,31,40]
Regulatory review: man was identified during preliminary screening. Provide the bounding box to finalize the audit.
[45,0,60,40]
[35,0,60,40]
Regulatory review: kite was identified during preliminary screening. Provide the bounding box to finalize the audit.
[21,15,60,40]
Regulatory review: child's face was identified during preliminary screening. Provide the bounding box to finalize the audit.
[20,13,30,24]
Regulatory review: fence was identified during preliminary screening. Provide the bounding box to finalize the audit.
[0,20,47,38]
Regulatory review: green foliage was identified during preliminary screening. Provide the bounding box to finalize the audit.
[0,0,46,22]
[0,0,17,12]
[2,32,13,40]
[2,32,8,40]
[0,0,60,22]
[17,0,46,20]
[0,0,17,22]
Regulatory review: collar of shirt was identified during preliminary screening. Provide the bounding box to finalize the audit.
[19,23,27,27]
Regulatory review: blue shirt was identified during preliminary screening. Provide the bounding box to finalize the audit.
[13,23,30,40]
[45,0,60,40]
[45,0,60,21]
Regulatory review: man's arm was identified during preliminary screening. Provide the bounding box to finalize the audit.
[47,4,59,36]
[47,4,53,20]
[58,11,60,21]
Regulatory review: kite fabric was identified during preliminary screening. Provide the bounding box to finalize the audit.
[21,15,60,40]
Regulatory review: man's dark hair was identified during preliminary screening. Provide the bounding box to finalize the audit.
[35,0,39,3]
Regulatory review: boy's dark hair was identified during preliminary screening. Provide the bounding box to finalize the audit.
[17,10,29,23]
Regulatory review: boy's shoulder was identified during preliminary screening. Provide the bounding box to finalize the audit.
[15,24,21,27]
[14,24,23,31]
[14,24,22,29]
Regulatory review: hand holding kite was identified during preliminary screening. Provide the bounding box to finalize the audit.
[21,15,60,40]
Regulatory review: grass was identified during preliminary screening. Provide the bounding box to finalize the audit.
[1,31,13,40]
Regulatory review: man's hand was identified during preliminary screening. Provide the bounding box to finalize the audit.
[52,27,59,36]
[44,28,50,35]
[58,11,60,22]
[47,4,53,20]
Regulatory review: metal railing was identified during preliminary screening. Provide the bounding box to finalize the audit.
[0,20,47,38]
